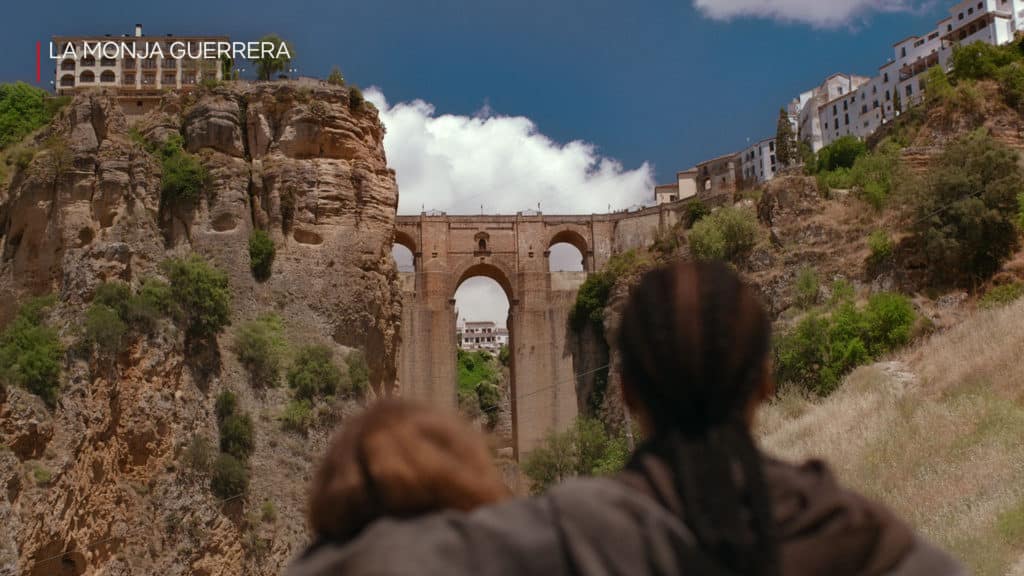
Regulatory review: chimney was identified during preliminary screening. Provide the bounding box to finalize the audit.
[134,23,142,37]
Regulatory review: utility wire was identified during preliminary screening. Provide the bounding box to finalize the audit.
[514,362,611,402]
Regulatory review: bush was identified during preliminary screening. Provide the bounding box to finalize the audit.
[905,129,1022,287]
[816,140,900,206]
[498,345,511,367]
[93,282,132,318]
[0,83,68,149]
[951,41,1022,81]
[287,344,345,401]
[347,349,370,399]
[232,314,286,388]
[219,413,255,459]
[867,230,894,267]
[688,206,760,263]
[776,292,915,396]
[349,86,365,110]
[211,453,249,499]
[570,270,615,331]
[794,267,819,309]
[999,62,1024,112]
[281,398,313,433]
[327,66,345,87]
[127,279,173,329]
[0,296,63,405]
[980,283,1024,309]
[82,304,128,358]
[158,134,206,205]
[248,230,275,281]
[161,255,232,338]
[457,349,498,394]
[477,382,502,428]
[683,200,710,227]
[215,389,238,422]
[522,418,628,495]
[816,136,866,173]
[181,434,213,474]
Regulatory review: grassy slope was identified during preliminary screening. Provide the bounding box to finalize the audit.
[759,300,1024,575]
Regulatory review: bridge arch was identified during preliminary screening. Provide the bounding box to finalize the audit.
[451,261,516,304]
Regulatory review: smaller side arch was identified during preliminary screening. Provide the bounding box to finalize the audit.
[547,228,589,257]
[394,229,418,256]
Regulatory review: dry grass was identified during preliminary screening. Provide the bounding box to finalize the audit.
[759,300,1024,575]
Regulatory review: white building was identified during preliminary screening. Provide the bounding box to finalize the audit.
[654,168,699,205]
[939,0,1024,69]
[458,321,509,355]
[794,74,870,152]
[740,137,778,185]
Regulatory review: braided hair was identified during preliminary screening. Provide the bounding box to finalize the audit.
[617,261,778,576]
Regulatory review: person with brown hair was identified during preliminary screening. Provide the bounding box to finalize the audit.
[289,261,964,576]
[296,400,509,558]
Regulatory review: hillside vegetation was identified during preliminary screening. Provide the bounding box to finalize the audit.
[759,300,1024,575]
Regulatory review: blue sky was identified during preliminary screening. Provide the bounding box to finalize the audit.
[4,0,949,192]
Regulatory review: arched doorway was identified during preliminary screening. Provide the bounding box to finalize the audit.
[452,264,515,452]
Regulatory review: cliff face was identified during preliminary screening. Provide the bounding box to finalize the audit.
[0,82,400,575]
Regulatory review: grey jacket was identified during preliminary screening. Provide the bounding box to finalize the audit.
[286,458,966,576]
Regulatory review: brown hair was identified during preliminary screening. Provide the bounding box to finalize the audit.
[309,399,509,542]
[617,260,778,576]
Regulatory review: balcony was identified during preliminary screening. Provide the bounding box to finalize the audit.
[123,59,136,70]
[80,55,96,67]
[60,59,75,71]
[141,59,157,70]
[123,74,136,86]
[161,59,177,70]
[899,52,940,81]
[100,57,116,67]
[100,70,115,83]
[59,74,74,87]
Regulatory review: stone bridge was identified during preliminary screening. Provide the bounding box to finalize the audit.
[394,202,691,459]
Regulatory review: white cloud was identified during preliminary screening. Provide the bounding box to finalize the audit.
[365,88,655,215]
[692,0,929,28]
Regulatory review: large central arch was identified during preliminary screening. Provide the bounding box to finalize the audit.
[395,213,612,459]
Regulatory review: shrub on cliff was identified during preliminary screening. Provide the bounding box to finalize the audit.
[248,230,275,281]
[776,292,915,396]
[816,136,866,173]
[161,255,232,338]
[288,344,346,400]
[347,349,370,399]
[215,389,238,422]
[158,135,206,205]
[570,250,650,332]
[980,283,1024,309]
[232,314,286,388]
[688,206,760,263]
[902,129,1022,287]
[867,230,895,268]
[0,82,69,150]
[82,304,128,358]
[522,418,628,495]
[349,86,365,110]
[0,296,63,405]
[211,453,249,499]
[951,41,1022,81]
[219,413,255,460]
[281,399,313,433]
[327,66,345,86]
[794,267,819,309]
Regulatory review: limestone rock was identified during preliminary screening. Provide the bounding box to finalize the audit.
[0,82,400,575]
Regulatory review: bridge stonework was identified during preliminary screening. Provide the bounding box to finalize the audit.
[394,202,691,459]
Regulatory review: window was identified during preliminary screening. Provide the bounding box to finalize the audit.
[862,105,868,114]
[162,72,176,85]
[884,72,889,83]
[833,104,838,114]
[100,70,115,83]
[838,87,844,95]
[79,70,94,83]
[843,100,848,111]
[885,90,891,101]
[834,118,839,129]
[906,84,913,96]
[968,7,974,15]
[959,12,964,20]
[901,46,907,57]
[100,57,115,67]
[844,113,849,125]
[769,141,775,152]
[123,73,136,85]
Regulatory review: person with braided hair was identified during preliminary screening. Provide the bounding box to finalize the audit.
[288,261,964,576]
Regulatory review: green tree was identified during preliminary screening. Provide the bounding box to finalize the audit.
[521,418,629,495]
[816,136,867,173]
[775,108,795,167]
[327,66,345,86]
[254,34,294,81]
[906,129,1023,286]
[248,229,275,281]
[161,255,232,338]
[231,314,286,388]
[220,54,234,80]
[951,41,1022,81]
[0,297,63,405]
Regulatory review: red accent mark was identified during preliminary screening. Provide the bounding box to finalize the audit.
[36,42,41,84]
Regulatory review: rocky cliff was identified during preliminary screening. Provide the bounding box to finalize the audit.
[0,82,400,575]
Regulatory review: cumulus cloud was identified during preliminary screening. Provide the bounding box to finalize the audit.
[692,0,929,28]
[365,88,655,215]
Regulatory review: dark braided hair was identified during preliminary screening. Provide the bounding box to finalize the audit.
[617,260,778,576]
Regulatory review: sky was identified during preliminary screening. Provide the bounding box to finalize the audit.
[4,0,955,323]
